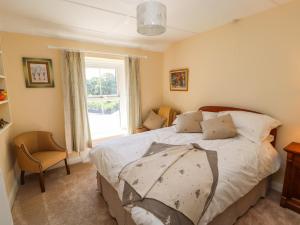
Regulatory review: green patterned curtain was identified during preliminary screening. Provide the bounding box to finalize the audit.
[62,51,92,152]
[125,57,142,134]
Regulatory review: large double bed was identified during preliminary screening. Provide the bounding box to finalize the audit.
[90,106,281,225]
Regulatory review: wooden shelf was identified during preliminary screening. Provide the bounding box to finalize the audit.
[0,123,12,135]
[0,50,11,137]
[0,100,8,105]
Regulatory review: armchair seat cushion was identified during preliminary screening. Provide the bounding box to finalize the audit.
[32,151,67,171]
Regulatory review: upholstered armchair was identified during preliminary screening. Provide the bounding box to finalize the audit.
[13,131,70,192]
[135,106,178,133]
[158,106,178,127]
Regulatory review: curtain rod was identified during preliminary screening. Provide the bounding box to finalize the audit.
[48,45,148,59]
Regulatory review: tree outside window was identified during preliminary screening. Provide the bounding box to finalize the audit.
[86,69,120,115]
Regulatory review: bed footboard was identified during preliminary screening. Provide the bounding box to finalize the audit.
[96,171,270,225]
[97,172,136,225]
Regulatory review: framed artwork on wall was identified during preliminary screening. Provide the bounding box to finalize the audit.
[22,57,55,88]
[169,68,189,91]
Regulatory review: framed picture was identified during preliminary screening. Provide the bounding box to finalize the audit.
[22,58,54,88]
[170,68,189,91]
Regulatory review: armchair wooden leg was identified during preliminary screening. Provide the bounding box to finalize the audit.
[64,159,70,175]
[39,172,45,193]
[20,171,25,185]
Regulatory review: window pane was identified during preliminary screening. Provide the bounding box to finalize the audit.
[86,68,99,80]
[101,68,115,75]
[87,98,120,114]
[100,68,117,96]
[85,57,126,141]
[85,67,118,97]
[86,68,101,96]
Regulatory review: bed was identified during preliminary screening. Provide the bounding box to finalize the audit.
[90,106,281,225]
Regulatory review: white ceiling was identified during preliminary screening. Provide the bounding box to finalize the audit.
[0,0,292,52]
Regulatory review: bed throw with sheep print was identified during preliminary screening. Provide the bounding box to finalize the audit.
[119,142,219,225]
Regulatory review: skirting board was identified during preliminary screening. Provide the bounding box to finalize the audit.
[8,178,18,208]
[271,181,283,193]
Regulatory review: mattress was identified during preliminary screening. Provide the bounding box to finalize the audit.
[90,126,281,225]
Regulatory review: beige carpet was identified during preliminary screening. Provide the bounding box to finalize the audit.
[12,163,300,225]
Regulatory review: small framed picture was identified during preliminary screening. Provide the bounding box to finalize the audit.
[170,68,189,91]
[22,58,54,88]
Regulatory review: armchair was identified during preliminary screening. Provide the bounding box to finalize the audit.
[13,131,70,192]
[158,106,178,127]
[135,106,178,133]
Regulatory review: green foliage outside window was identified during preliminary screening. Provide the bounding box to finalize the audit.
[86,73,117,96]
[86,72,120,114]
[87,99,119,114]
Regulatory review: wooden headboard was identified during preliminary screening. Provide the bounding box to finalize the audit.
[199,106,277,147]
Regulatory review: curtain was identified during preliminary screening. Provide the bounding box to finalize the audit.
[125,57,142,134]
[62,51,92,152]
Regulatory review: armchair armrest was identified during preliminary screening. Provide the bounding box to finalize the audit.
[16,145,42,173]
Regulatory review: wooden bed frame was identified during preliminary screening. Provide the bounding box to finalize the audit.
[97,106,278,225]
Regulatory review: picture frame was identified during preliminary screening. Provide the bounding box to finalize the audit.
[169,68,189,91]
[22,58,55,88]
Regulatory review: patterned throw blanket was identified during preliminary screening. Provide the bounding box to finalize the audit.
[118,142,219,225]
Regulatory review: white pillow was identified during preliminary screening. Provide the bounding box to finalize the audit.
[218,111,281,144]
[265,135,275,143]
[202,111,218,121]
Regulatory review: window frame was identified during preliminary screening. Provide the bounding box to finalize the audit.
[84,57,127,140]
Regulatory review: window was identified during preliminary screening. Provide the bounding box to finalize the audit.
[85,57,127,141]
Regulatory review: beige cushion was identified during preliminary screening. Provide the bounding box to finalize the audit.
[32,151,67,170]
[201,114,237,140]
[143,111,166,130]
[175,111,203,133]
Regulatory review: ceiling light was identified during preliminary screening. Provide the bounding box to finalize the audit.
[137,0,167,36]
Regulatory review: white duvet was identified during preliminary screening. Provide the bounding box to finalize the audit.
[90,126,281,225]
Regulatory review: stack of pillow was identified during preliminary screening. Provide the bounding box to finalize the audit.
[174,110,281,142]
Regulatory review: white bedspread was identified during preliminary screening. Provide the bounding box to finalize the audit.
[90,126,280,225]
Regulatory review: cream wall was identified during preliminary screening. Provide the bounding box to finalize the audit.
[163,0,300,186]
[0,32,163,201]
